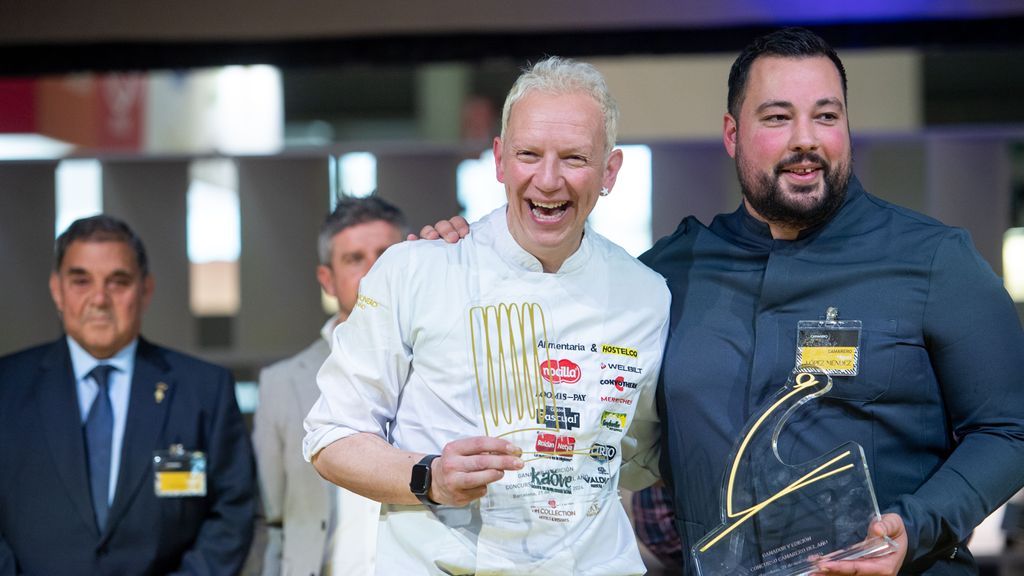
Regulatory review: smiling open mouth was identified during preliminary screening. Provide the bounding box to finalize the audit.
[530,200,570,221]
[776,153,828,179]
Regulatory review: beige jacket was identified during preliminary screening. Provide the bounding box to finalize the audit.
[254,331,378,576]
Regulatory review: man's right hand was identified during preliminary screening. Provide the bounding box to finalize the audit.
[810,514,908,576]
[407,216,470,243]
[429,436,523,507]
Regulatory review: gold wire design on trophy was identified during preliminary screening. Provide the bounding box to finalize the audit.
[699,370,854,553]
[470,302,555,436]
[469,302,597,462]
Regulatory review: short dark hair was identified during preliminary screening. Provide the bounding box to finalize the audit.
[318,196,406,265]
[55,214,149,276]
[727,27,848,119]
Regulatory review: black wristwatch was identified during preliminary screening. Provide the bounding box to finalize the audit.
[409,454,441,506]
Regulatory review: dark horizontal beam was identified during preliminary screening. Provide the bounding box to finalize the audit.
[1,16,1022,76]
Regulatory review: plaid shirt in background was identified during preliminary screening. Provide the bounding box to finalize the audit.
[632,484,684,566]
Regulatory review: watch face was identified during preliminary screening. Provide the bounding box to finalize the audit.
[410,462,431,495]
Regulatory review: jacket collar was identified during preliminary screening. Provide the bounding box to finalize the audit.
[483,205,593,274]
[712,175,867,251]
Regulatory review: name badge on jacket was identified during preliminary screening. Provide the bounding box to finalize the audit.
[795,307,862,376]
[153,444,207,497]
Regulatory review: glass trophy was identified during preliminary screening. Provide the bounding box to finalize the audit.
[692,367,897,576]
[465,301,622,568]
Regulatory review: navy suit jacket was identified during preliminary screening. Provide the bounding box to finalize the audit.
[0,337,255,576]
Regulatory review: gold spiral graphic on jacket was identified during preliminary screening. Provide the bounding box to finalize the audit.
[469,302,558,437]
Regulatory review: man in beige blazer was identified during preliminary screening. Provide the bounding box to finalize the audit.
[253,196,405,576]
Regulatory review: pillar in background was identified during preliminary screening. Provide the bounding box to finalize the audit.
[926,137,1011,276]
[236,156,330,361]
[0,162,60,355]
[102,159,193,350]
[855,139,927,212]
[649,142,738,238]
[417,63,468,143]
[376,151,463,232]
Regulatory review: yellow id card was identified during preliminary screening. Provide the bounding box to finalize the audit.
[795,310,862,376]
[798,346,858,373]
[153,444,206,497]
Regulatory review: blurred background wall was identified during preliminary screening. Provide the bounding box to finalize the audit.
[3,3,1023,370]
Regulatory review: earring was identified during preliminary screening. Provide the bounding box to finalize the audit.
[599,188,610,197]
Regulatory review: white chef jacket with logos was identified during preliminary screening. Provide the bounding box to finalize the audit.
[304,206,670,575]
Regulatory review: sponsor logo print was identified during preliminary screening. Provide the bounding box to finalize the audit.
[537,340,586,352]
[531,499,577,523]
[601,362,643,375]
[579,466,610,489]
[356,294,380,310]
[601,344,638,358]
[535,433,576,461]
[529,467,574,494]
[600,376,638,391]
[537,390,588,403]
[540,359,582,384]
[535,406,582,431]
[601,411,627,432]
[587,502,601,516]
[499,478,535,495]
[600,395,633,406]
[589,443,617,463]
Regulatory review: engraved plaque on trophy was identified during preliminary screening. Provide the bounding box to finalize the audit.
[692,367,897,576]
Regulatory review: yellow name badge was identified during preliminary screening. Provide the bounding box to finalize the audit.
[153,444,207,497]
[795,309,862,377]
[798,346,857,372]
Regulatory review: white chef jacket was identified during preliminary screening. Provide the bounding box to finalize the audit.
[305,206,670,575]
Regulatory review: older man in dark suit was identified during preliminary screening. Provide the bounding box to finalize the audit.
[0,215,254,576]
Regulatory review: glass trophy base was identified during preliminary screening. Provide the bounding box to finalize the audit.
[782,536,897,576]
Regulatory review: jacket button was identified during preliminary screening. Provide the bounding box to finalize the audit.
[321,521,327,530]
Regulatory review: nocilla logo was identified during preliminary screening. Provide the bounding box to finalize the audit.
[470,302,561,440]
[601,344,638,358]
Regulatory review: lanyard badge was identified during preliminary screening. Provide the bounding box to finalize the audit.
[153,444,207,497]
[795,307,862,376]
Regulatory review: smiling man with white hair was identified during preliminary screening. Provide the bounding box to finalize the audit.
[303,57,669,575]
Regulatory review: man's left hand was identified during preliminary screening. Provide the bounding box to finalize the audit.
[406,216,470,243]
[811,513,908,575]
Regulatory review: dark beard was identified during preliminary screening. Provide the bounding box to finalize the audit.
[737,150,851,231]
